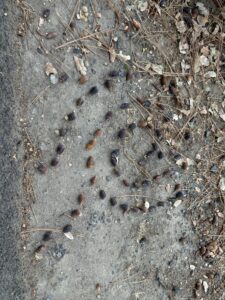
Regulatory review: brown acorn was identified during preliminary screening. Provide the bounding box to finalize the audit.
[86,156,94,168]
[86,139,97,150]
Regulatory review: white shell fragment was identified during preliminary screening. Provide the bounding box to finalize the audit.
[64,232,74,240]
[74,56,87,76]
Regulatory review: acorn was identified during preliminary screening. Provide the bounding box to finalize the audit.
[126,70,132,81]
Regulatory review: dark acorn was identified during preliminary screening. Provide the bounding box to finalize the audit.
[126,70,132,81]
[175,191,185,198]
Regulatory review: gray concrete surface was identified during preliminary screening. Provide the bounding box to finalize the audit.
[17,1,201,300]
[3,0,222,299]
[0,1,25,299]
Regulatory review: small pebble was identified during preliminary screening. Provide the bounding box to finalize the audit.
[56,128,68,137]
[76,98,84,106]
[126,70,132,81]
[86,156,94,168]
[143,100,151,108]
[175,191,185,198]
[142,180,150,187]
[89,86,98,95]
[90,175,97,185]
[42,8,50,19]
[122,179,130,187]
[120,103,130,109]
[86,139,96,150]
[109,70,119,77]
[109,197,117,206]
[94,129,103,137]
[56,143,65,155]
[70,209,81,218]
[59,73,69,83]
[43,231,52,242]
[50,157,59,167]
[104,79,113,90]
[128,122,137,131]
[99,190,106,199]
[62,224,72,233]
[111,149,120,166]
[49,74,58,84]
[65,111,76,121]
[157,151,164,159]
[120,203,129,213]
[78,193,85,205]
[118,128,126,139]
[37,162,48,174]
[79,75,88,84]
[105,111,113,120]
[139,236,146,246]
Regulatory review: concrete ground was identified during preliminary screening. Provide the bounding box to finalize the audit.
[1,0,224,300]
